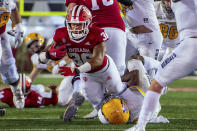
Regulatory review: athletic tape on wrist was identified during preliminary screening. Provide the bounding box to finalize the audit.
[78,62,91,73]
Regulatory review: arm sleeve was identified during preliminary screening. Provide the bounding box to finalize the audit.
[142,55,160,70]
[53,29,61,43]
[96,29,109,44]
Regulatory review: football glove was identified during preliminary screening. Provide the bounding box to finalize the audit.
[59,66,80,76]
[46,43,67,60]
[14,23,24,48]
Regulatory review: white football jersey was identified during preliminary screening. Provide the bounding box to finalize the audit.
[120,0,160,31]
[154,1,180,48]
[171,0,197,41]
[121,88,144,123]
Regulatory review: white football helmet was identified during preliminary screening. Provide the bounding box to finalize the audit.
[66,5,92,41]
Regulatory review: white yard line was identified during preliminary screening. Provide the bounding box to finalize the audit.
[2,129,197,131]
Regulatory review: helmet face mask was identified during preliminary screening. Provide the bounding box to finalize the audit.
[28,40,42,54]
[161,0,175,20]
[66,5,92,41]
[67,21,90,40]
[25,33,45,54]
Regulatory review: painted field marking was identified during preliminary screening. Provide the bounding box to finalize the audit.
[1,129,197,131]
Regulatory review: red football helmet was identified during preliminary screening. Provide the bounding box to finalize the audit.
[66,5,92,41]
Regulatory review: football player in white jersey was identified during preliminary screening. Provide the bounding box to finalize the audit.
[119,0,163,80]
[126,0,197,131]
[154,0,180,61]
[0,0,24,109]
[98,55,168,125]
[24,33,74,107]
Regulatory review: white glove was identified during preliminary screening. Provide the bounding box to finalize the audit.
[14,23,24,48]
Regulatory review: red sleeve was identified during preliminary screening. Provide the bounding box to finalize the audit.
[65,0,78,7]
[0,89,14,107]
[42,92,58,106]
[25,91,42,107]
[95,28,109,44]
[53,29,61,43]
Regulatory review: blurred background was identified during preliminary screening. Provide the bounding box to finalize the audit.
[11,0,67,72]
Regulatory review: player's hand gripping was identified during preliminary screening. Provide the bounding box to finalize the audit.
[59,66,80,76]
[46,43,67,60]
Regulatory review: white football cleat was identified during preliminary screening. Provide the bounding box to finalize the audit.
[83,109,98,119]
[10,74,25,109]
[125,125,145,131]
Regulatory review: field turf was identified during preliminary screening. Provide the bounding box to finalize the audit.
[0,76,197,131]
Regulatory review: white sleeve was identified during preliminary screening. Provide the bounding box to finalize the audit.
[31,54,48,69]
[142,55,160,70]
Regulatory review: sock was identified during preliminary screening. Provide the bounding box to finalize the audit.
[138,90,161,126]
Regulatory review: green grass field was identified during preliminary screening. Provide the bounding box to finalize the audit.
[0,76,197,131]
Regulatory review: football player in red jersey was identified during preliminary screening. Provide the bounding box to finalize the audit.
[65,0,126,76]
[0,85,58,108]
[39,5,125,121]
[64,0,127,119]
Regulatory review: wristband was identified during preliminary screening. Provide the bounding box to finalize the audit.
[78,62,91,73]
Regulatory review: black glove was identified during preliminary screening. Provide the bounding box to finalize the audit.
[118,0,133,6]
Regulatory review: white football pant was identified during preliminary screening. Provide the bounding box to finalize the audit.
[0,32,19,84]
[79,55,125,109]
[103,27,126,76]
[155,38,197,87]
[58,76,73,106]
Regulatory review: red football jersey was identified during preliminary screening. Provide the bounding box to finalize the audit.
[53,25,108,72]
[0,25,6,34]
[65,0,125,31]
[0,88,14,107]
[0,88,57,108]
